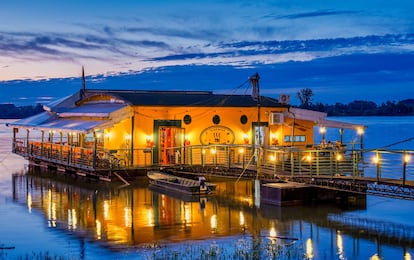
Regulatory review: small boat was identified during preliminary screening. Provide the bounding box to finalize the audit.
[147,171,216,195]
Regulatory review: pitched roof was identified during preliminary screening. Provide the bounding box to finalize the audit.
[82,89,284,107]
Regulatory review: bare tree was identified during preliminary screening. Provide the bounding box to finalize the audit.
[297,88,313,108]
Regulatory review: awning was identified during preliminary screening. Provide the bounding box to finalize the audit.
[7,103,131,133]
[7,112,111,133]
[317,119,365,130]
[285,107,365,130]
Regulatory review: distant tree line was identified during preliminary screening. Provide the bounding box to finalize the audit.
[296,88,414,116]
[0,103,44,119]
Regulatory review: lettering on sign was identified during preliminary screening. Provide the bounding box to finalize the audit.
[200,126,235,145]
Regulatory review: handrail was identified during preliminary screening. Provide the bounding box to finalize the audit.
[11,137,414,185]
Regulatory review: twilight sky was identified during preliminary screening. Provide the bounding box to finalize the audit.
[1,0,414,105]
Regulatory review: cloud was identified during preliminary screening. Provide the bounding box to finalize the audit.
[148,33,414,66]
[268,9,359,20]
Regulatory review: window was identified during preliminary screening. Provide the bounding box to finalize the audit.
[284,135,306,143]
[183,114,192,124]
[212,115,220,124]
[240,115,248,124]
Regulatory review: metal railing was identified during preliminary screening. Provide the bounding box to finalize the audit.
[12,138,414,184]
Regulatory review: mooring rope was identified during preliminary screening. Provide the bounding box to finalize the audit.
[374,136,414,150]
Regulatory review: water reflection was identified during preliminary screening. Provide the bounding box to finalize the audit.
[9,171,414,258]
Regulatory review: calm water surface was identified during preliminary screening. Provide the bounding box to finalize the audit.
[1,117,414,259]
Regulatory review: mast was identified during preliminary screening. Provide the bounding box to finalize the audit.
[249,73,262,180]
[249,73,261,145]
[81,66,86,98]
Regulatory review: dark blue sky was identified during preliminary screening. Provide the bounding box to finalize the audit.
[1,1,414,105]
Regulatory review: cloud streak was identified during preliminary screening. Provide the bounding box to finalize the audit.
[266,9,360,20]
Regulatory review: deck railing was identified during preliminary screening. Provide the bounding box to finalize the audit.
[12,138,414,182]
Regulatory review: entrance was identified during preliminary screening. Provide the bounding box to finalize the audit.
[153,120,183,164]
[252,122,269,146]
[158,127,185,164]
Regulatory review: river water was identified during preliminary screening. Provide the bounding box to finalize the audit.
[1,117,414,259]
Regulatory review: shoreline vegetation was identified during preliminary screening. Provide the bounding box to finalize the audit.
[1,99,414,119]
[305,99,414,116]
[296,88,414,116]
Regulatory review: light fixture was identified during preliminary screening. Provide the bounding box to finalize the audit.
[243,133,249,144]
[184,134,190,146]
[146,135,154,147]
[404,153,411,164]
[372,155,380,164]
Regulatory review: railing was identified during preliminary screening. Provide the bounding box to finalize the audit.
[163,144,363,178]
[12,138,414,184]
[13,139,154,170]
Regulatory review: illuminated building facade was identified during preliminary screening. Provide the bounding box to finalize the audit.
[9,88,363,175]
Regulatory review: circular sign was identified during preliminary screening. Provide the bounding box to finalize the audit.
[200,126,235,145]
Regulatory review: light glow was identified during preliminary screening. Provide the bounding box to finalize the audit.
[103,200,109,220]
[239,211,245,227]
[147,208,154,227]
[27,192,32,213]
[95,220,102,240]
[269,227,276,238]
[404,154,411,163]
[306,238,314,259]
[210,214,217,231]
[337,231,344,259]
[372,155,380,164]
[124,207,131,227]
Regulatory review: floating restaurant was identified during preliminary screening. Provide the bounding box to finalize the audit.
[8,74,365,181]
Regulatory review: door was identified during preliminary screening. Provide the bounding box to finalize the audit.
[158,127,185,164]
[252,123,269,147]
[153,119,183,164]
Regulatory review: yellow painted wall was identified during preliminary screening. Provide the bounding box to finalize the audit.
[103,118,132,150]
[102,105,315,150]
[132,106,314,147]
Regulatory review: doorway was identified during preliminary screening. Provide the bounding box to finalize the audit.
[153,120,183,164]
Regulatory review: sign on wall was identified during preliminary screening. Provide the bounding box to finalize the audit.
[200,126,235,145]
